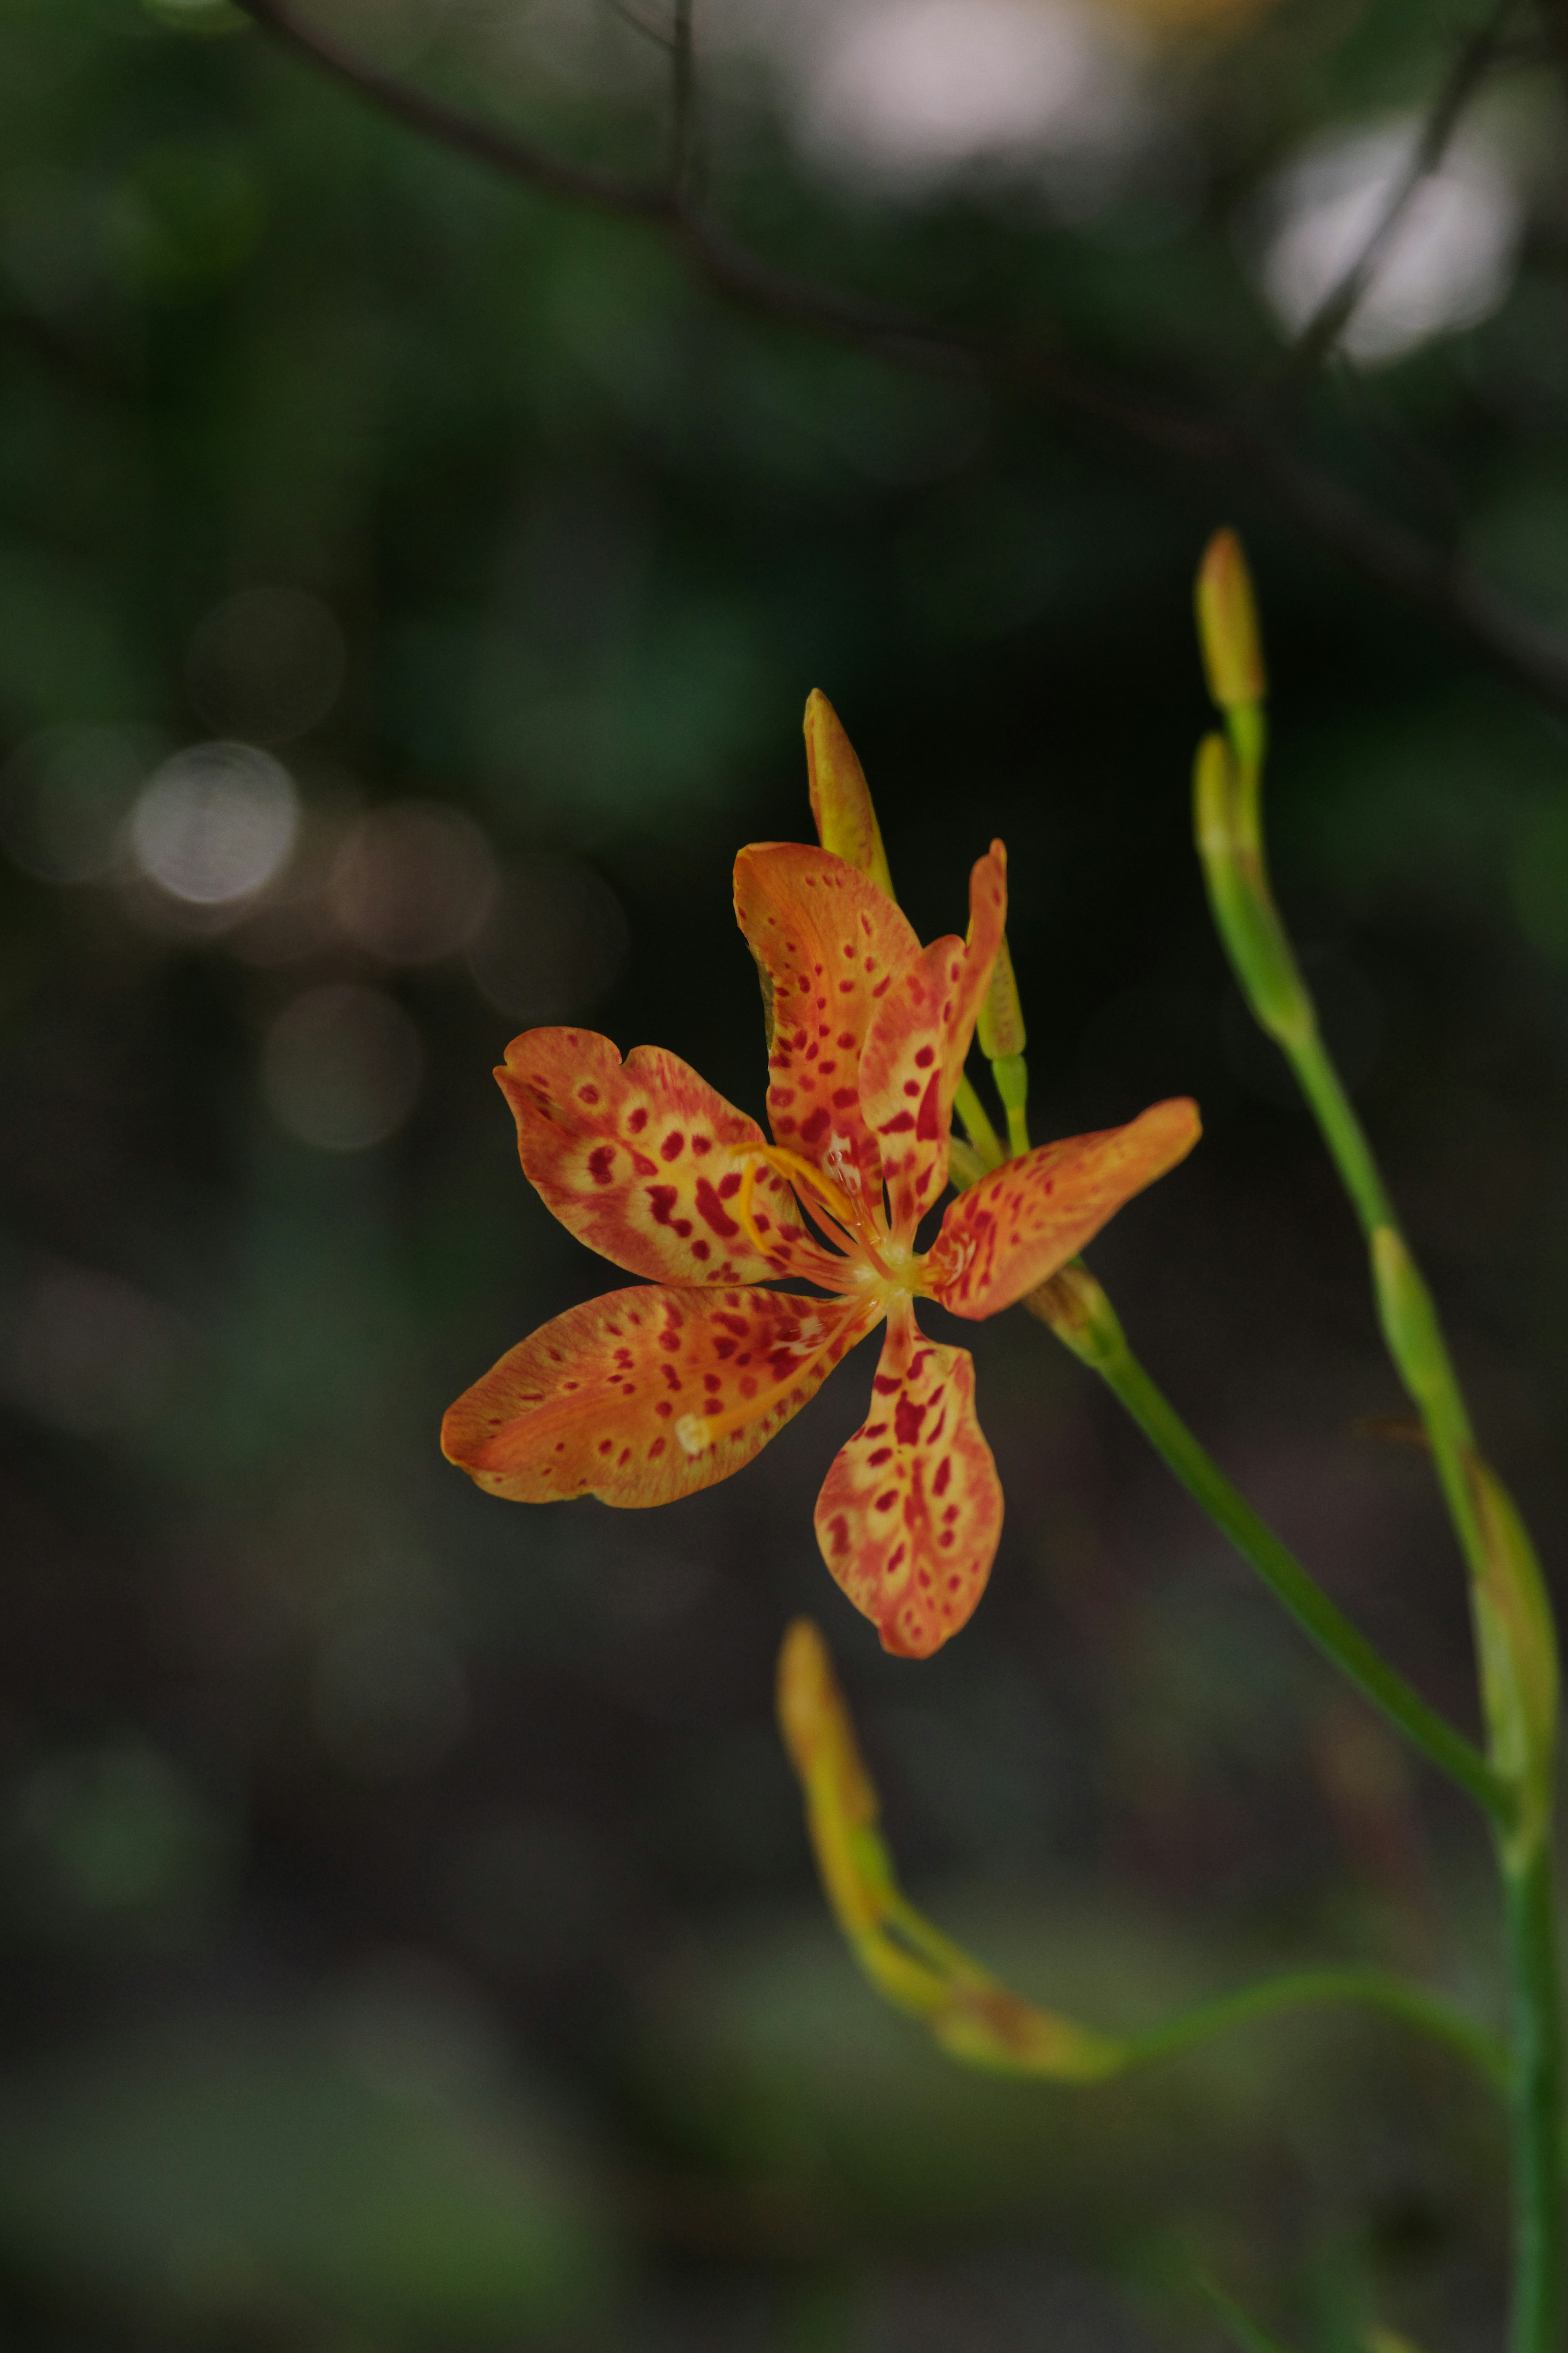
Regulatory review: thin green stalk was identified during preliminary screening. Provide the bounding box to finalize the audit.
[1199,688,1562,2349]
[1126,1966,1510,2092]
[1504,1845,1565,2353]
[953,1072,1004,1170]
[1026,1277,1510,1826]
[1091,1332,1508,1823]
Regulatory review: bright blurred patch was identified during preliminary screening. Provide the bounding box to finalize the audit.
[792,0,1152,200]
[261,982,424,1150]
[1257,118,1523,366]
[129,742,298,907]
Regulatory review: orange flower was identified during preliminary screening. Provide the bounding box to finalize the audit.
[443,830,1198,1658]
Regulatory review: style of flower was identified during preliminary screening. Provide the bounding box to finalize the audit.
[442,818,1199,1657]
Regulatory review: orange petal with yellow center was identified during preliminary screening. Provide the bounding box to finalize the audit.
[926,1098,1202,1320]
[858,845,1008,1243]
[814,1304,1002,1659]
[733,843,922,1200]
[496,1029,837,1288]
[442,1284,878,1508]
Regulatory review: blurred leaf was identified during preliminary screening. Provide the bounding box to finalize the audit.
[0,2005,625,2345]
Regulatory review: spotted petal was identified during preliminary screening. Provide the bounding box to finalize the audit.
[443,1285,879,1508]
[814,1304,1002,1659]
[733,843,922,1200]
[496,1030,836,1287]
[927,1098,1202,1320]
[858,845,1008,1242]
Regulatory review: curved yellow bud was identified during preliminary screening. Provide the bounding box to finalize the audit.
[777,1618,1124,2079]
[803,691,895,900]
[1196,528,1267,711]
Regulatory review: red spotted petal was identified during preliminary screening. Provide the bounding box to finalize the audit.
[926,1098,1202,1319]
[496,1030,837,1287]
[813,1304,1002,1659]
[857,845,1008,1242]
[443,1285,879,1508]
[733,843,922,1200]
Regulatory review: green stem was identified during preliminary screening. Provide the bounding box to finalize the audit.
[953,1073,1004,1170]
[1028,1287,1510,1825]
[1126,1966,1510,2092]
[1094,1338,1510,1824]
[1198,717,1564,2344]
[1285,1026,1394,1236]
[1505,1843,1565,2353]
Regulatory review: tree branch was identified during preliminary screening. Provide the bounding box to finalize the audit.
[230,0,1568,716]
[1275,0,1528,386]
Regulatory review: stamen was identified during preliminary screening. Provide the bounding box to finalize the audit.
[755,1144,894,1280]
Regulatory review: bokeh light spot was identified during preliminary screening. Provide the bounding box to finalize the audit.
[1258,119,1522,366]
[797,0,1150,196]
[130,742,298,906]
[262,983,423,1151]
[329,801,499,964]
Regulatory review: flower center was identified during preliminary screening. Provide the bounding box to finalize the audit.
[737,1146,896,1282]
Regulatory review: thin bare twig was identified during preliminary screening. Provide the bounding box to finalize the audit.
[609,0,676,57]
[229,0,1568,716]
[1275,0,1526,386]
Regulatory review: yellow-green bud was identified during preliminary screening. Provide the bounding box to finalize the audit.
[776,1618,1125,2081]
[976,935,1026,1061]
[1196,528,1267,711]
[1370,1227,1459,1418]
[803,690,895,900]
[1466,1453,1559,1859]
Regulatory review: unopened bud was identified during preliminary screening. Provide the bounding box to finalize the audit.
[1370,1228,1461,1421]
[776,1619,1125,2079]
[977,935,1026,1061]
[1196,528,1266,711]
[1466,1453,1558,1857]
[804,691,895,899]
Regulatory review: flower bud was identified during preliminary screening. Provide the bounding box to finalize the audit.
[1466,1452,1559,1860]
[1370,1227,1460,1418]
[1196,528,1267,711]
[777,1619,1123,2079]
[803,691,895,899]
[976,935,1026,1062]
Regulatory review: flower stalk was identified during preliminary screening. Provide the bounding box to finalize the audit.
[1192,528,1564,2353]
